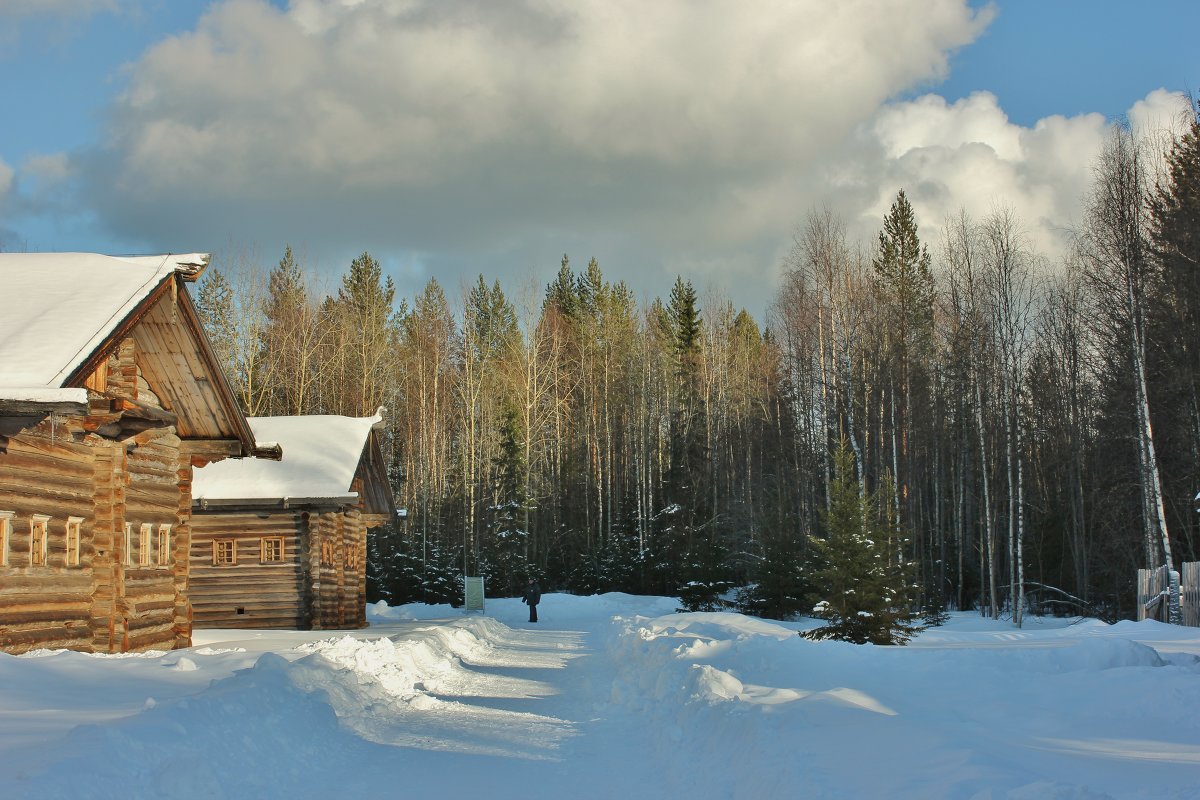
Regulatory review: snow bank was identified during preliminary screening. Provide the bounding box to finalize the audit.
[4,601,1200,800]
[599,610,1200,799]
[13,653,378,800]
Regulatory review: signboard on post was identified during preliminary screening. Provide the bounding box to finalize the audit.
[463,576,485,613]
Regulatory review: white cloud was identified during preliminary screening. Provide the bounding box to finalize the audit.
[62,0,1190,314]
[842,91,1113,260]
[0,158,13,197]
[75,0,989,307]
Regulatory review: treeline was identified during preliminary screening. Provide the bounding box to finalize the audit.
[195,105,1200,622]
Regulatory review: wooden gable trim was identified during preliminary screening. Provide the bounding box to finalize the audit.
[62,278,173,393]
[355,428,396,520]
[172,278,257,455]
[60,272,257,458]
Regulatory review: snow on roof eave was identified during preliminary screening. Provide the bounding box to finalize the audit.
[194,493,360,510]
[48,253,211,388]
[0,387,89,416]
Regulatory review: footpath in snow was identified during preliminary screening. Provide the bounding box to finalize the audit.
[1,593,1199,799]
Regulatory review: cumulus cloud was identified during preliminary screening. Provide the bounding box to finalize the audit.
[59,0,1187,314]
[74,0,988,305]
[843,91,1110,260]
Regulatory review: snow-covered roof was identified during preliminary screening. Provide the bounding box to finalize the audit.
[192,411,385,503]
[0,252,209,394]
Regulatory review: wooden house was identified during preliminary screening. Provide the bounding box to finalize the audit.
[0,252,271,654]
[190,411,394,630]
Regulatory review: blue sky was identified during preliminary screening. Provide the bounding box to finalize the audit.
[1,1,1196,314]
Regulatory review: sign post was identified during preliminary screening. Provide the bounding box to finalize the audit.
[463,576,485,613]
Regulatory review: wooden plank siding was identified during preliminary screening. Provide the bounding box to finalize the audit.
[190,510,307,629]
[190,506,369,631]
[1183,562,1200,628]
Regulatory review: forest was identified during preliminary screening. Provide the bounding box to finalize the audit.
[192,105,1200,624]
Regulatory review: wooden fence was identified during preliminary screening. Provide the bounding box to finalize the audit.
[1137,562,1200,626]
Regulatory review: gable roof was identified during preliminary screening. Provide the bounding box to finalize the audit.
[0,252,207,390]
[192,411,391,509]
[0,252,258,454]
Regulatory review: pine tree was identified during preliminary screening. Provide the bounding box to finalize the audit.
[260,245,320,414]
[803,445,923,645]
[483,402,533,596]
[330,252,402,416]
[736,508,809,620]
[195,267,237,383]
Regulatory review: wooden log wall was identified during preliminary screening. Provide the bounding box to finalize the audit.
[190,510,306,629]
[1,334,195,654]
[344,509,367,628]
[174,451,192,648]
[312,510,342,629]
[121,428,185,652]
[308,509,367,630]
[90,443,120,653]
[190,504,368,632]
[0,423,98,653]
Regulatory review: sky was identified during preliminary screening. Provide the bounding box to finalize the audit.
[1,0,1198,317]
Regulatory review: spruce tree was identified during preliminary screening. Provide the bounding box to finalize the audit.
[194,267,240,394]
[803,445,923,645]
[483,403,533,596]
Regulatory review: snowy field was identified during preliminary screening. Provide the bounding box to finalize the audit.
[1,595,1199,800]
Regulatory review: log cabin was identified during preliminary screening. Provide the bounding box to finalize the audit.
[190,411,394,630]
[0,252,273,654]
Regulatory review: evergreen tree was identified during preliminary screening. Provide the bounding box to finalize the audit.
[545,254,581,319]
[330,251,403,416]
[1148,98,1200,569]
[596,492,642,593]
[872,189,936,598]
[260,245,318,414]
[803,445,923,645]
[736,514,809,620]
[483,402,533,596]
[661,276,726,609]
[195,267,237,383]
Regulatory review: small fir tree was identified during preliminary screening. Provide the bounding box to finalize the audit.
[803,445,923,645]
[736,520,810,620]
[482,403,533,596]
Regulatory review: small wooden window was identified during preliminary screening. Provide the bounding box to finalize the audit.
[260,537,284,563]
[0,511,13,567]
[213,539,236,566]
[138,523,152,567]
[30,515,50,567]
[321,539,335,566]
[157,524,172,567]
[65,517,84,567]
[345,544,364,571]
[124,523,134,566]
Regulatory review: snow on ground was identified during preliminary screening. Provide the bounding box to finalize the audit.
[1,595,1199,799]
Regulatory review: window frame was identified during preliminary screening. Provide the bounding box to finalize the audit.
[30,514,50,567]
[260,536,284,564]
[138,523,152,567]
[65,516,84,567]
[213,539,237,567]
[124,522,134,567]
[0,511,13,567]
[157,524,172,568]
